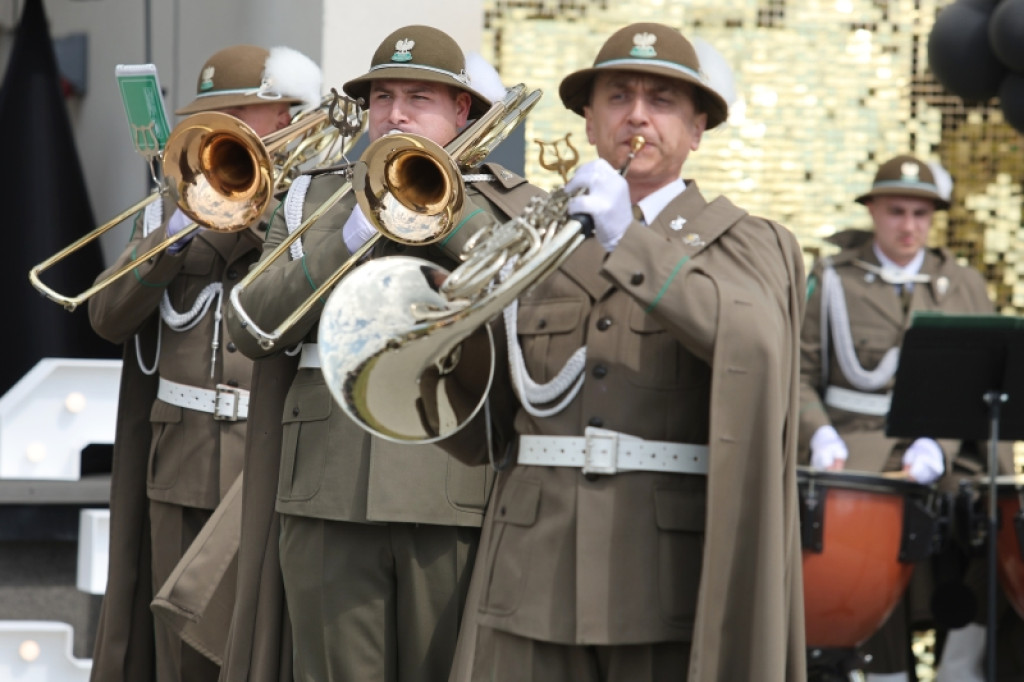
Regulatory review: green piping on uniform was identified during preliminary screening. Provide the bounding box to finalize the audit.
[645,256,689,313]
[439,208,484,248]
[806,273,817,302]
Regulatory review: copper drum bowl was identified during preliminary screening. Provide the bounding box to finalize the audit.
[994,475,1024,620]
[798,467,932,649]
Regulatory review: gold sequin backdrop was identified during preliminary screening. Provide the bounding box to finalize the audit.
[482,0,1024,314]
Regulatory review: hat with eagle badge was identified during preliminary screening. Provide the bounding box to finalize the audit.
[175,44,322,116]
[855,154,951,210]
[343,25,492,118]
[558,22,729,129]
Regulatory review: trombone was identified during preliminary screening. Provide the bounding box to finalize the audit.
[229,83,542,350]
[28,91,364,312]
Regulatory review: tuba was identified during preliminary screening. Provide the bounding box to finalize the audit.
[28,91,363,311]
[229,84,542,350]
[317,137,646,444]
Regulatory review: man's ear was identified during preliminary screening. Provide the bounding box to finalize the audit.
[583,106,596,145]
[455,92,472,127]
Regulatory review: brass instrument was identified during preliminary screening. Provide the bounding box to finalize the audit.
[317,136,646,443]
[229,83,542,350]
[28,92,363,312]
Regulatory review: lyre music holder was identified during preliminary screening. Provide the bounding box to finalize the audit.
[886,312,1024,680]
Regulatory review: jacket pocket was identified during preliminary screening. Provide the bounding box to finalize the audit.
[516,298,586,384]
[278,380,332,501]
[482,477,541,615]
[653,486,705,625]
[148,400,183,490]
[627,306,708,389]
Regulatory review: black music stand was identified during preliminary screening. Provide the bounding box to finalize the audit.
[886,312,1024,680]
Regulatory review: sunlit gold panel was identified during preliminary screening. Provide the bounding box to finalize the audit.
[483,0,1024,315]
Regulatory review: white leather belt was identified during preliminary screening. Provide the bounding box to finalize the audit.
[298,343,321,369]
[518,427,709,476]
[157,377,250,421]
[824,385,891,417]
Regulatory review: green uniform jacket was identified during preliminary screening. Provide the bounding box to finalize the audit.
[450,182,808,682]
[798,229,1012,478]
[218,162,543,682]
[87,198,263,681]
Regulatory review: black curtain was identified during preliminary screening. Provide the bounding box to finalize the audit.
[0,0,117,396]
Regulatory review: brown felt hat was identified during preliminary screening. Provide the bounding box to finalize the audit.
[559,22,729,129]
[342,25,492,119]
[855,154,950,210]
[176,45,311,115]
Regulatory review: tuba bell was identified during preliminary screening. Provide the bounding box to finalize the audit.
[317,137,646,444]
[28,92,363,311]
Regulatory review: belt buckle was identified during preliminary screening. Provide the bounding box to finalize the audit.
[583,427,619,475]
[214,384,242,421]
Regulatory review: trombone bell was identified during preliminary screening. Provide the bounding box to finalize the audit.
[356,133,465,246]
[166,112,274,232]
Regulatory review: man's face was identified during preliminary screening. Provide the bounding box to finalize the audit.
[867,195,936,266]
[583,71,707,198]
[366,79,470,144]
[221,102,292,137]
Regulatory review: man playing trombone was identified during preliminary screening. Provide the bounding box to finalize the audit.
[87,44,321,682]
[225,25,541,682]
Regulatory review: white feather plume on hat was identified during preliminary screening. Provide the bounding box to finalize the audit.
[265,46,323,112]
[691,37,737,112]
[926,161,953,202]
[464,51,507,104]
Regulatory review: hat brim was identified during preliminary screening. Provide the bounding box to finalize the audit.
[175,92,304,116]
[559,64,728,129]
[855,186,950,210]
[343,68,492,119]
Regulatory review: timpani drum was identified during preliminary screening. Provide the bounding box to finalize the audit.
[798,467,939,649]
[992,475,1024,620]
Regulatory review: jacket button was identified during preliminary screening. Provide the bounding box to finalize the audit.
[227,269,239,280]
[500,506,507,516]
[592,364,608,379]
[258,222,268,232]
[227,341,237,353]
[588,416,604,428]
[537,319,547,330]
[596,317,612,331]
[227,379,239,387]
[630,272,644,285]
[584,473,600,482]
[292,406,300,417]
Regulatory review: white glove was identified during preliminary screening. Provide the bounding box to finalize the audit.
[166,208,197,253]
[342,203,378,254]
[902,438,945,484]
[810,425,848,469]
[565,158,633,252]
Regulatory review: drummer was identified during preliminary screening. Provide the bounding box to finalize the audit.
[797,154,1010,681]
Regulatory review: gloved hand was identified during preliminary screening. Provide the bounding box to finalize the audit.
[166,209,197,253]
[342,203,378,254]
[565,158,633,252]
[903,437,945,484]
[810,425,848,470]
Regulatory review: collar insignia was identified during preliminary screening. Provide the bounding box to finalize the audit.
[900,161,920,181]
[630,32,657,58]
[669,216,687,231]
[392,39,415,63]
[200,66,215,91]
[682,232,705,248]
